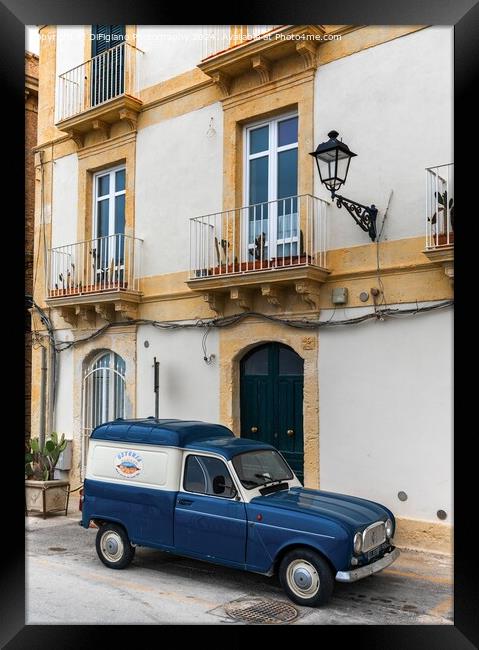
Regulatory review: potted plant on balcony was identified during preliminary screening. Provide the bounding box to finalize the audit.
[245,232,270,271]
[25,432,70,518]
[430,190,454,245]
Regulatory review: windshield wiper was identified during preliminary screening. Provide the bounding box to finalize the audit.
[255,473,283,485]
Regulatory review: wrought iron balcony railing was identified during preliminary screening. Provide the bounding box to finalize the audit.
[425,163,454,249]
[48,234,142,298]
[201,25,282,60]
[56,41,143,122]
[189,194,329,280]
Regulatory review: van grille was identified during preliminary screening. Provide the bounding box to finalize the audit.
[362,521,386,553]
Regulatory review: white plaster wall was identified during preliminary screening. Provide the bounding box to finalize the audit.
[135,103,223,276]
[136,325,220,423]
[318,303,453,523]
[51,153,78,249]
[314,26,453,249]
[55,26,86,121]
[136,26,204,89]
[53,333,74,440]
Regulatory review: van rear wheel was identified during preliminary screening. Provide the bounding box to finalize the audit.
[96,523,135,569]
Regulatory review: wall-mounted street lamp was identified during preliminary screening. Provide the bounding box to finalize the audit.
[310,130,378,241]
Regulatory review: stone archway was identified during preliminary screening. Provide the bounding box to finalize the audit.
[71,325,137,487]
[219,319,320,488]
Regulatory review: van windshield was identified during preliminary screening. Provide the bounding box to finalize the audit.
[232,449,293,489]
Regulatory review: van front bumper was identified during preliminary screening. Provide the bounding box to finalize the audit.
[335,547,400,583]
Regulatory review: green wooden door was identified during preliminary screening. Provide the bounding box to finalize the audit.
[240,343,304,483]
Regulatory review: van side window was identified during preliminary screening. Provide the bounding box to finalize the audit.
[184,455,236,498]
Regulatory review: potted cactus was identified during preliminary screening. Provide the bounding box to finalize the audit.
[25,432,70,518]
[430,190,454,245]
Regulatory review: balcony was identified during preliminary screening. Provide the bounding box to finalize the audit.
[56,41,143,146]
[187,194,330,313]
[46,234,142,325]
[423,163,454,277]
[201,26,282,60]
[198,25,324,96]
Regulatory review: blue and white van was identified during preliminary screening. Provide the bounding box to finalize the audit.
[81,418,400,607]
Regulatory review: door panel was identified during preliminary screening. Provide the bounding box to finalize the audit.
[174,494,247,564]
[240,343,304,482]
[241,376,273,445]
[277,377,304,479]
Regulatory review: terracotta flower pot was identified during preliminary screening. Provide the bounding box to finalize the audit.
[435,232,454,245]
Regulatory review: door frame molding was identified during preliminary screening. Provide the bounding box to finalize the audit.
[219,322,320,488]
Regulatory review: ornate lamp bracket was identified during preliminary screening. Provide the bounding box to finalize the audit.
[332,192,378,242]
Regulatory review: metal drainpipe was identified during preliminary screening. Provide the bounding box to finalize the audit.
[39,345,47,449]
[154,357,160,418]
[47,341,56,437]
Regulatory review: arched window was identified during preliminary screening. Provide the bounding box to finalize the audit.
[82,351,126,440]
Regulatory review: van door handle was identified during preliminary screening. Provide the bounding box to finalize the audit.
[178,498,193,506]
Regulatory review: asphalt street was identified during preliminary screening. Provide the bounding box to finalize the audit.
[26,513,453,625]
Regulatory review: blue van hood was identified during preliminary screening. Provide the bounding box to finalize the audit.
[250,487,391,531]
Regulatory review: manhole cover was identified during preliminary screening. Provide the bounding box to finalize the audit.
[48,547,66,552]
[224,597,298,624]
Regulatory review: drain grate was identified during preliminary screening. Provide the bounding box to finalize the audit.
[224,597,298,624]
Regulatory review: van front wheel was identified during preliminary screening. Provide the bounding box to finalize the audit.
[279,548,334,607]
[96,523,135,569]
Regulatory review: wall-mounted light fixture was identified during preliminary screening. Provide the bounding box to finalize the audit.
[310,130,378,241]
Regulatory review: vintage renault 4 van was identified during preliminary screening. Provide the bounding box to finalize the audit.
[81,418,400,607]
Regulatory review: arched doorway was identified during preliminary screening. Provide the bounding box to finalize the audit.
[82,350,126,444]
[240,342,304,482]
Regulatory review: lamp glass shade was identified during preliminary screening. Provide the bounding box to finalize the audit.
[310,131,356,193]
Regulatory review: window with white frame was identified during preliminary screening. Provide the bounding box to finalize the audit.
[244,113,299,261]
[93,165,126,283]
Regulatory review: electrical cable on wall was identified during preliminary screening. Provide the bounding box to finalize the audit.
[201,327,216,365]
[29,299,454,355]
[27,296,58,416]
[374,190,393,310]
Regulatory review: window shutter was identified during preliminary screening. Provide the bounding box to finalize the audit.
[92,25,125,57]
[111,25,126,43]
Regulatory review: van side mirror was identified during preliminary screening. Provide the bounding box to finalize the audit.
[213,475,237,498]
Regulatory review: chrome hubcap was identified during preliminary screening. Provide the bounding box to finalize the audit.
[286,560,320,599]
[101,531,124,562]
[293,567,313,590]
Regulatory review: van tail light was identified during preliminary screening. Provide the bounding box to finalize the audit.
[79,487,84,512]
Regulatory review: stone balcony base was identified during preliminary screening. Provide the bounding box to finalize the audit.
[187,264,330,314]
[46,290,142,329]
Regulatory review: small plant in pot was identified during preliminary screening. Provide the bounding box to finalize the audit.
[25,433,71,518]
[429,190,454,245]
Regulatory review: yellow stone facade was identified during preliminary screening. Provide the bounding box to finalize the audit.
[31,25,453,553]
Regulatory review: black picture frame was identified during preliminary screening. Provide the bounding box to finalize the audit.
[5,0,475,646]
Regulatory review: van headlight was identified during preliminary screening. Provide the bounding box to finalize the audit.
[385,518,393,539]
[353,532,363,555]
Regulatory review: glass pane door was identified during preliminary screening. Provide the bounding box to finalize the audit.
[93,167,125,286]
[276,116,298,260]
[248,128,269,263]
[245,114,298,264]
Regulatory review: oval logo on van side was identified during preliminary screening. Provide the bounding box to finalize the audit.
[114,450,143,478]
